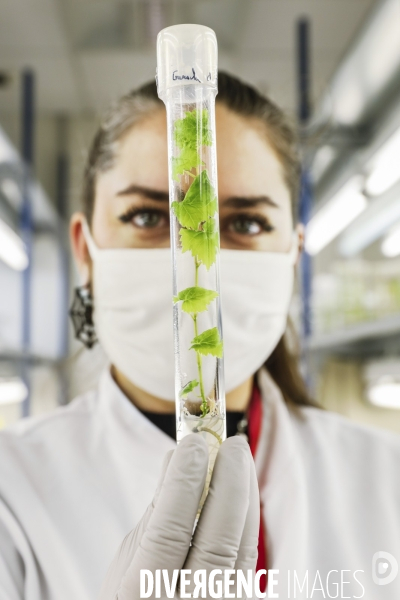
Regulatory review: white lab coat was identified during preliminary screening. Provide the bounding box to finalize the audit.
[0,367,399,600]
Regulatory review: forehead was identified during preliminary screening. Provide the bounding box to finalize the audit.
[108,104,289,202]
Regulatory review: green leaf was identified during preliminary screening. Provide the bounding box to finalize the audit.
[172,147,202,180]
[174,286,218,313]
[180,379,199,397]
[172,170,217,229]
[190,327,223,358]
[174,109,212,151]
[202,218,216,235]
[180,217,219,270]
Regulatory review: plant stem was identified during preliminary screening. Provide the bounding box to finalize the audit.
[197,427,223,444]
[193,314,206,409]
[193,257,207,414]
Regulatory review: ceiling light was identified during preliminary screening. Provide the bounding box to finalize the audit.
[365,127,400,196]
[381,222,400,257]
[0,218,29,271]
[1,178,22,211]
[338,179,400,256]
[364,359,400,409]
[0,378,28,405]
[367,380,400,409]
[305,177,367,255]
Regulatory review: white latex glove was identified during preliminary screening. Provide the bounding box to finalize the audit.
[99,434,260,599]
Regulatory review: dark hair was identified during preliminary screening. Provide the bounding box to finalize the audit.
[82,71,314,408]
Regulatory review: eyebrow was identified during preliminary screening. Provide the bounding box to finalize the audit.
[222,195,279,209]
[116,184,169,202]
[116,185,279,210]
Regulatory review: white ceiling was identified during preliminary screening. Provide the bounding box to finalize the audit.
[0,0,379,117]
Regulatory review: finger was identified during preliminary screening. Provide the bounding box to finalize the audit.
[120,435,209,595]
[99,449,174,600]
[234,454,260,572]
[184,436,252,573]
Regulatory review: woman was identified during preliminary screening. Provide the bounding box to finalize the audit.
[0,72,399,600]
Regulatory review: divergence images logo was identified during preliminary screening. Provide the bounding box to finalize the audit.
[372,551,399,586]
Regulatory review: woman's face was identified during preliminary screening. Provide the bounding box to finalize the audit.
[87,104,297,255]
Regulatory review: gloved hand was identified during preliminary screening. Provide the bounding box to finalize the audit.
[99,434,260,599]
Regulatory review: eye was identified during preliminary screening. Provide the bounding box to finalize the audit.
[133,210,164,228]
[119,207,168,229]
[227,214,274,236]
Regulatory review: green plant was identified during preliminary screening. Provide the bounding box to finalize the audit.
[172,108,223,417]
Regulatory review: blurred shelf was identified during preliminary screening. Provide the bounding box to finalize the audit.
[308,314,400,357]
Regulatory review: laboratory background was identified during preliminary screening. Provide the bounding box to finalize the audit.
[0,0,399,433]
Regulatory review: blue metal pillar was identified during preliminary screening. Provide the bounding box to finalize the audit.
[298,19,311,123]
[297,19,313,341]
[20,69,35,417]
[56,116,70,405]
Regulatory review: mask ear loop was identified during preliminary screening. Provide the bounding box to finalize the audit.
[81,217,98,260]
[289,230,300,265]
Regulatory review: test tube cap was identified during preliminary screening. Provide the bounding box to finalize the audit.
[156,24,218,98]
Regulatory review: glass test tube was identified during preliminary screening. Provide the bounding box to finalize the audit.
[157,24,226,499]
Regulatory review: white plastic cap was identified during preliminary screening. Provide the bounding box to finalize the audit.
[156,24,218,98]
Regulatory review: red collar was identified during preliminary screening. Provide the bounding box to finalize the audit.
[247,378,263,456]
[247,378,268,592]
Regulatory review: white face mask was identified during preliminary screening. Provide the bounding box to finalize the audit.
[82,221,298,401]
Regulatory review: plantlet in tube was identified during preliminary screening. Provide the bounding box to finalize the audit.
[157,23,225,514]
[172,107,223,418]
